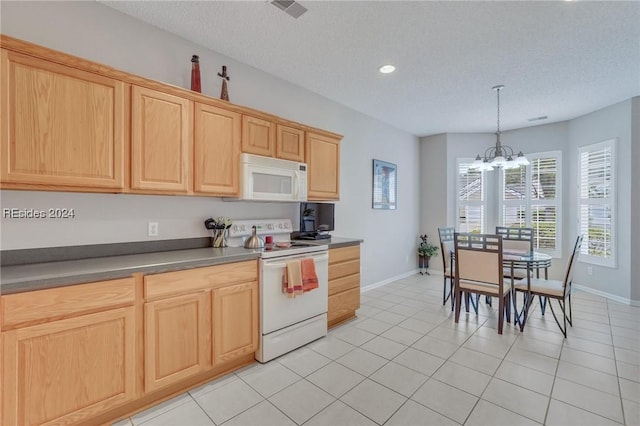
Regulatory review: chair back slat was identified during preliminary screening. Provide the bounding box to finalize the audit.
[457,250,502,284]
[438,227,455,272]
[496,226,534,254]
[562,235,584,296]
[454,233,504,286]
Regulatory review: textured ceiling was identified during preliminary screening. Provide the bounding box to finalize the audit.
[99,1,640,137]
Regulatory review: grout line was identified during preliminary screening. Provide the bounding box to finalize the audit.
[608,298,628,426]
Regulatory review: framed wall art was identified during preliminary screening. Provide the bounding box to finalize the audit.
[372,159,397,210]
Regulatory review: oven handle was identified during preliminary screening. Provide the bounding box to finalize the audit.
[261,252,328,269]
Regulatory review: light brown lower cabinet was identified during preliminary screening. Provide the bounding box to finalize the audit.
[144,291,212,393]
[142,261,259,391]
[328,245,361,327]
[213,281,259,363]
[1,278,137,426]
[0,260,260,425]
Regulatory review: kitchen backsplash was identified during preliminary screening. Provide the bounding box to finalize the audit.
[0,190,298,250]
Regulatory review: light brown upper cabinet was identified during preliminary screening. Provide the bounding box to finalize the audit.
[241,115,275,157]
[131,86,192,193]
[276,124,305,162]
[306,131,341,200]
[194,103,241,196]
[0,49,126,190]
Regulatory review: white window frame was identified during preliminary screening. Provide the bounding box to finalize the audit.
[499,150,562,258]
[578,139,617,268]
[456,158,487,233]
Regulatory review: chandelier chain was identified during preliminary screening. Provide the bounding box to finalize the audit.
[496,86,500,134]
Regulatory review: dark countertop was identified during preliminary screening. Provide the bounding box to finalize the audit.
[0,247,262,295]
[0,237,362,295]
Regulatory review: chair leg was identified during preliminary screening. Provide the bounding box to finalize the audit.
[506,293,511,324]
[454,289,462,323]
[539,296,547,315]
[486,295,492,307]
[547,298,567,338]
[442,276,447,305]
[519,291,534,332]
[567,292,573,326]
[451,278,455,311]
[498,295,504,334]
[470,294,479,314]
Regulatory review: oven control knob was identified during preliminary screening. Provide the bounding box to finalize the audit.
[268,224,274,230]
[278,223,283,229]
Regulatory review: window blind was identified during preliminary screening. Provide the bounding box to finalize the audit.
[579,140,615,266]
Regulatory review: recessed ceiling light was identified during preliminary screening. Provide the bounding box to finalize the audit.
[379,65,395,74]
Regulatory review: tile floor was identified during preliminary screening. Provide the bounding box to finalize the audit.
[114,273,639,426]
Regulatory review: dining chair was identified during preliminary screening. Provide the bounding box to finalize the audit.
[514,235,583,337]
[454,233,511,334]
[495,226,551,314]
[438,227,455,308]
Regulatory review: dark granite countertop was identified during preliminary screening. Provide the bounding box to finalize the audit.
[0,237,362,295]
[0,247,261,295]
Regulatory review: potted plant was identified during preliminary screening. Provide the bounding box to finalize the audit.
[418,234,439,275]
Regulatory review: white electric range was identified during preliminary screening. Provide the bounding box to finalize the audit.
[228,219,328,362]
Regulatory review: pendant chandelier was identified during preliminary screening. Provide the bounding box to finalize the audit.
[470,85,529,171]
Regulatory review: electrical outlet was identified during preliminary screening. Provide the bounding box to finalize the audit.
[148,222,158,237]
[587,266,593,275]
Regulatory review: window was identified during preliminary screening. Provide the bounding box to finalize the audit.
[579,139,616,267]
[456,159,486,233]
[500,151,561,257]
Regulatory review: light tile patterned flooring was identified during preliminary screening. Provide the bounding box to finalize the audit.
[114,274,640,426]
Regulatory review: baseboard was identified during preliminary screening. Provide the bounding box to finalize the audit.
[573,283,639,306]
[362,269,422,292]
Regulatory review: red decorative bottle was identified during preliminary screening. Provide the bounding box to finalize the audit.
[190,55,201,93]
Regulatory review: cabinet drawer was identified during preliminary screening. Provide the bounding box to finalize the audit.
[329,246,360,265]
[329,274,360,296]
[144,260,258,301]
[328,259,360,281]
[328,287,360,324]
[1,277,135,330]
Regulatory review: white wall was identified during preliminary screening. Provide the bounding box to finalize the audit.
[568,100,633,301]
[420,104,638,303]
[419,134,447,272]
[0,1,420,287]
[631,97,640,302]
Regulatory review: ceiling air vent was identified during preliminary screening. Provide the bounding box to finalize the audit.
[527,115,548,122]
[271,0,308,18]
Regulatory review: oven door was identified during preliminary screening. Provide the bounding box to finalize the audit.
[260,251,328,335]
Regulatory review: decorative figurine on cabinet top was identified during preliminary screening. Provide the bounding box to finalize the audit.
[190,55,201,93]
[218,65,230,101]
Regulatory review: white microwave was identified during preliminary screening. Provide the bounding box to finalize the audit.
[237,153,307,202]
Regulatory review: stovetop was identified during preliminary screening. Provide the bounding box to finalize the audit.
[227,219,328,258]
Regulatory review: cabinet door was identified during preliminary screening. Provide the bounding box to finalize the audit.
[144,291,211,392]
[194,103,241,195]
[306,132,341,200]
[213,281,258,364]
[131,86,192,193]
[241,115,275,157]
[0,49,125,189]
[276,124,305,162]
[2,307,136,426]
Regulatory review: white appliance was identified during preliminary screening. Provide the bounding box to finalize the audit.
[227,219,328,363]
[235,154,307,202]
